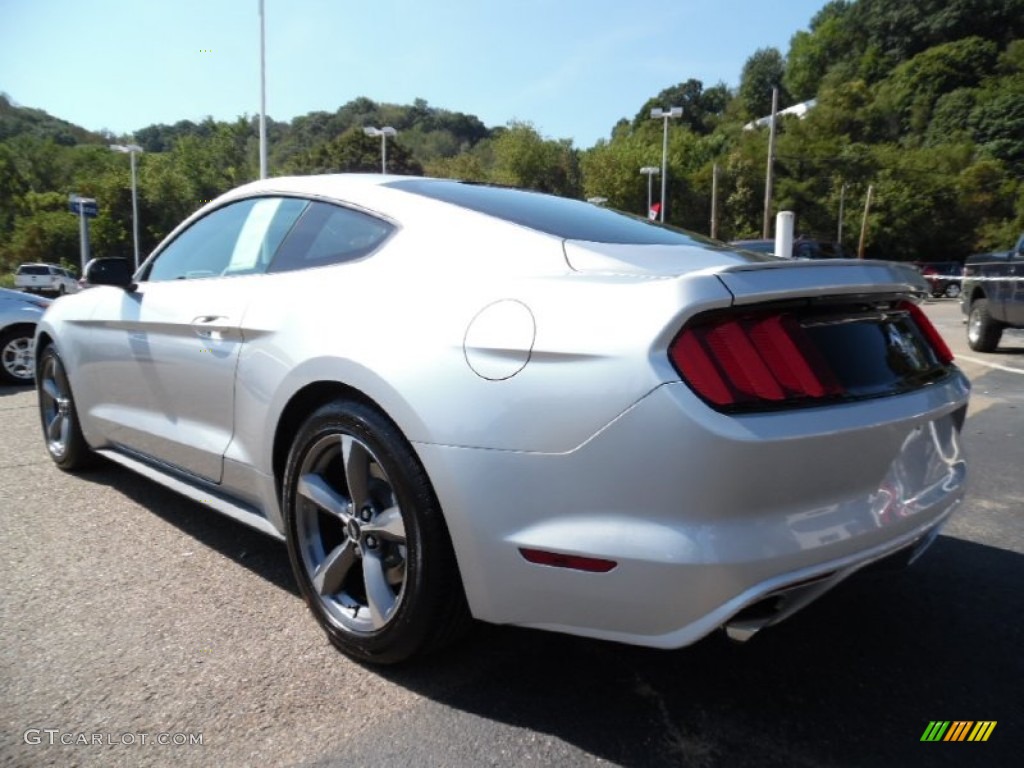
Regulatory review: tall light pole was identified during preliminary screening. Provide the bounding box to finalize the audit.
[258,0,268,179]
[650,107,682,222]
[110,144,144,270]
[762,86,779,239]
[363,126,398,174]
[639,166,659,218]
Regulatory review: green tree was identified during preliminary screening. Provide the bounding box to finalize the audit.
[739,48,791,119]
[784,1,855,100]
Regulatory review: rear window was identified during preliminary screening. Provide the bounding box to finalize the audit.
[388,179,706,246]
[17,265,52,275]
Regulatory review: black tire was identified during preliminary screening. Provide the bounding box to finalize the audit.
[944,283,961,299]
[36,345,96,470]
[966,298,1004,352]
[0,326,36,385]
[282,399,470,664]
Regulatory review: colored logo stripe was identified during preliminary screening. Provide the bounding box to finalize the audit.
[944,721,973,741]
[968,722,997,742]
[921,721,996,742]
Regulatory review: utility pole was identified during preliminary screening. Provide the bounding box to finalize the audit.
[857,184,874,259]
[710,162,719,239]
[761,87,778,239]
[837,182,847,249]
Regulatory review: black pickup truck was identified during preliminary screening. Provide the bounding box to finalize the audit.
[961,234,1024,351]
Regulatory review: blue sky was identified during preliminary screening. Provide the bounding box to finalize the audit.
[1,0,828,149]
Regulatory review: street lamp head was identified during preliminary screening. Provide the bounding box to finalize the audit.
[364,126,398,138]
[650,107,683,120]
[639,166,660,176]
[109,144,143,154]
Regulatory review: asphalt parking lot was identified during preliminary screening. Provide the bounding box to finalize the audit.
[2,299,1021,768]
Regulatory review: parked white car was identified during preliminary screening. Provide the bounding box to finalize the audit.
[0,287,50,384]
[14,263,79,296]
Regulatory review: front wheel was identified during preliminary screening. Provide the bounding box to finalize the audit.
[282,399,469,664]
[0,327,35,385]
[37,345,96,469]
[944,283,961,299]
[967,298,1003,352]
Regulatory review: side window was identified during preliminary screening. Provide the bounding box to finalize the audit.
[147,198,307,282]
[224,197,308,275]
[268,202,394,274]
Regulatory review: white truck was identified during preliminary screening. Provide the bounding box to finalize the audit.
[14,263,79,296]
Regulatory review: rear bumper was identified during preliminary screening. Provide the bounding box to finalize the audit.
[416,371,969,648]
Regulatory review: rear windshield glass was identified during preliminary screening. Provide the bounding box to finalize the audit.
[17,265,52,275]
[388,179,707,246]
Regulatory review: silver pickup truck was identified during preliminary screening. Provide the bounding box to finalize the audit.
[961,234,1024,351]
[13,263,79,296]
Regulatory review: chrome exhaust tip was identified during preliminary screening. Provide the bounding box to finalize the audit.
[724,619,766,643]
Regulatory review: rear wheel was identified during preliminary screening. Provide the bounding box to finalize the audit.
[967,298,1003,352]
[282,399,469,664]
[37,345,95,469]
[944,283,961,299]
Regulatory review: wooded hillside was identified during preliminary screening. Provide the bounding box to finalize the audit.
[2,0,1021,274]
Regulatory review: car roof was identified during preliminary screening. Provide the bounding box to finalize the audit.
[206,174,735,249]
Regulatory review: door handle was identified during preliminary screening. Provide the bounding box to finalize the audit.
[191,315,229,340]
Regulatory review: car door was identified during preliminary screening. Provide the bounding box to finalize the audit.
[80,196,307,482]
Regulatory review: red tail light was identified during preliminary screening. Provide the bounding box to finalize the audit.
[670,302,953,410]
[671,313,841,407]
[901,301,954,364]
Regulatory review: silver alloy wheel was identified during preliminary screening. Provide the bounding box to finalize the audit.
[39,352,73,457]
[1,335,35,382]
[295,433,408,633]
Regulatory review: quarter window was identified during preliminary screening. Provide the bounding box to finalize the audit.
[268,202,393,273]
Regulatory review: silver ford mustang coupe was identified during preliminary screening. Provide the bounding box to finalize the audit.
[35,175,969,663]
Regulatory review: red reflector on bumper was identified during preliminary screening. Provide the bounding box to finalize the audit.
[519,548,617,573]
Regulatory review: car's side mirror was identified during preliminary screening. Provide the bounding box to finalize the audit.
[84,258,134,288]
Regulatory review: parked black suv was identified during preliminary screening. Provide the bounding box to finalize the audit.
[960,234,1024,351]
